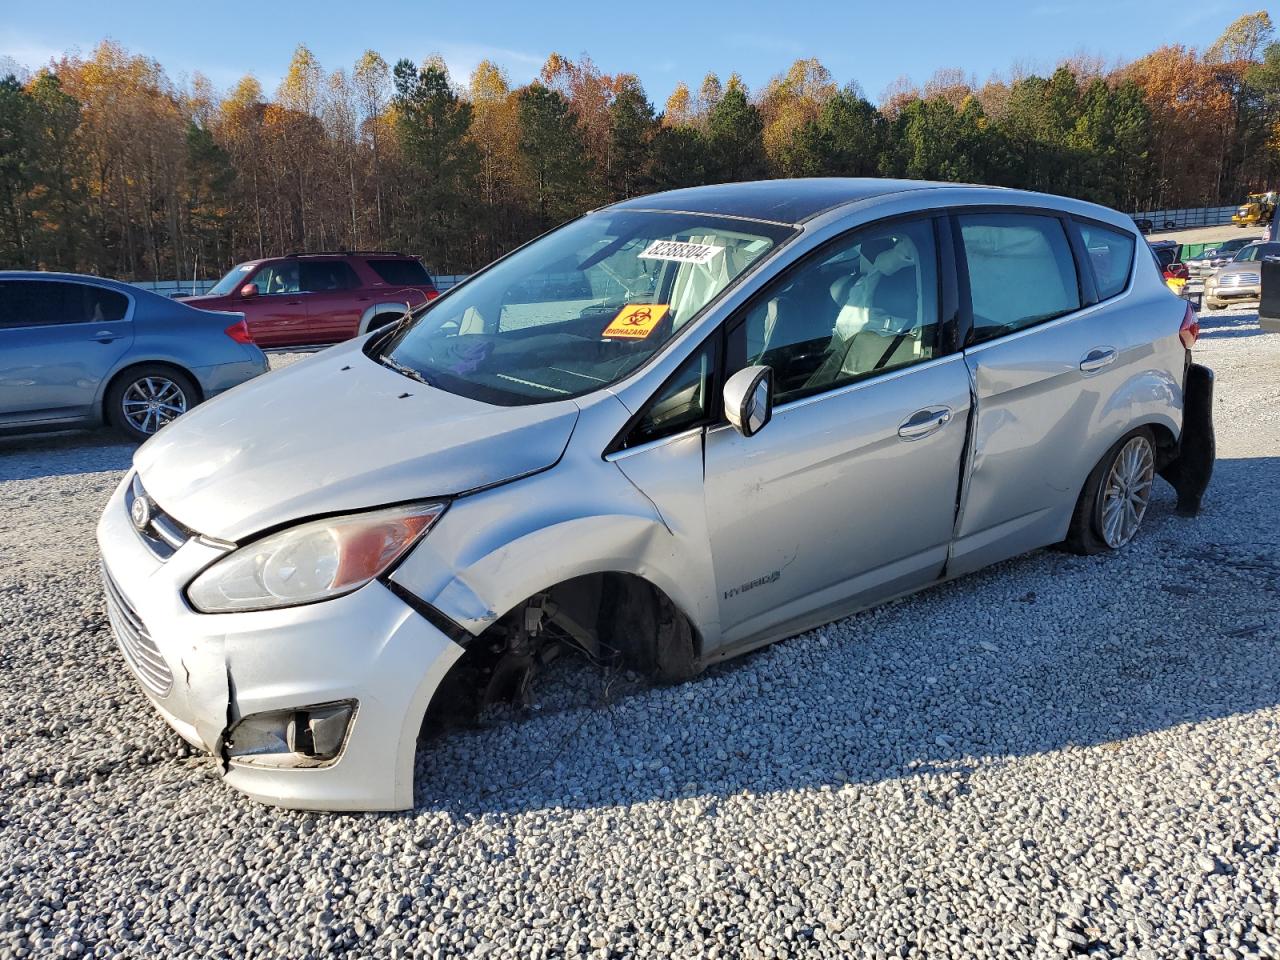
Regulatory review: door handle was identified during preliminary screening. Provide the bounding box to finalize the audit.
[898,406,952,441]
[92,330,118,343]
[1079,347,1117,372]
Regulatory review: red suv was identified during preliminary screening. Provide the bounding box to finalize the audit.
[183,252,439,348]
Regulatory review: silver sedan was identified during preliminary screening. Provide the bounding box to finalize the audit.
[97,180,1214,810]
[1,272,268,441]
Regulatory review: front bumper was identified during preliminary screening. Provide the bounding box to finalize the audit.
[96,473,465,810]
[1204,283,1259,301]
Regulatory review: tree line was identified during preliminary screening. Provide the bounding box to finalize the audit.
[2,11,1279,280]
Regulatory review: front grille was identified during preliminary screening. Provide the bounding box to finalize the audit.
[102,565,173,697]
[1219,272,1260,287]
[125,475,191,559]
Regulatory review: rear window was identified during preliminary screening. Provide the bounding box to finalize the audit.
[959,213,1080,345]
[1079,223,1136,299]
[368,259,433,286]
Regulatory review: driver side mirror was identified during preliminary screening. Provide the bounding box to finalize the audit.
[239,283,258,299]
[724,365,773,438]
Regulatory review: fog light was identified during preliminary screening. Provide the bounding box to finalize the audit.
[226,701,356,768]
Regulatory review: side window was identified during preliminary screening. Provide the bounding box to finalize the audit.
[1078,223,1136,300]
[728,217,939,404]
[623,340,716,447]
[251,262,300,295]
[959,213,1080,345]
[0,281,108,327]
[85,286,129,322]
[301,261,361,292]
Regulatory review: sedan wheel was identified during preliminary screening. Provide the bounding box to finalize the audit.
[121,375,189,436]
[1098,435,1155,548]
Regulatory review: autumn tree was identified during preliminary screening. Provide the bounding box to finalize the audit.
[759,59,837,175]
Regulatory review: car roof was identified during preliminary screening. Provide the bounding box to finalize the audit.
[0,270,138,293]
[606,177,981,225]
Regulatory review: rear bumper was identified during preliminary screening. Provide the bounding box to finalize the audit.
[193,354,269,398]
[1160,362,1215,517]
[96,473,466,810]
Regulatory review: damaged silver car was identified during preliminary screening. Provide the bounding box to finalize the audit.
[97,179,1214,810]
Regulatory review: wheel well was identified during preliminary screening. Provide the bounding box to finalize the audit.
[363,308,408,334]
[424,572,702,723]
[1148,422,1178,470]
[102,361,203,422]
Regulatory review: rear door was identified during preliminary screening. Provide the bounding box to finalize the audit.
[300,260,364,342]
[241,260,308,347]
[950,210,1141,574]
[0,279,134,426]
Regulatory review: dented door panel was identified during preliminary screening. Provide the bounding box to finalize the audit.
[952,294,1185,576]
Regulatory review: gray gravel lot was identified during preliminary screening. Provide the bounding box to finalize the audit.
[1,317,1278,960]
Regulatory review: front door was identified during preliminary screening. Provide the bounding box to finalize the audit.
[242,261,308,347]
[0,279,134,426]
[703,216,970,647]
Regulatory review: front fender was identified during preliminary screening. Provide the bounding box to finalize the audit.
[388,457,715,644]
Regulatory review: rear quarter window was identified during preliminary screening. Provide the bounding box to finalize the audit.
[368,259,433,285]
[1079,223,1136,299]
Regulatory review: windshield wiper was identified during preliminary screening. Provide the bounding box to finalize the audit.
[378,354,434,387]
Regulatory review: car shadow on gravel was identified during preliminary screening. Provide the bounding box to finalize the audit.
[0,431,135,480]
[1196,310,1269,339]
[409,457,1280,819]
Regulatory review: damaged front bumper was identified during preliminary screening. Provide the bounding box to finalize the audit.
[96,474,466,811]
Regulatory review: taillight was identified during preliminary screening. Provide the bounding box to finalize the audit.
[425,288,440,301]
[224,319,254,345]
[1179,301,1199,349]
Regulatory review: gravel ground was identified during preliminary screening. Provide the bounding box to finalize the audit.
[1,314,1278,960]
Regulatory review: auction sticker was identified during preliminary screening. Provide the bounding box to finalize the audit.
[639,239,725,265]
[603,303,670,339]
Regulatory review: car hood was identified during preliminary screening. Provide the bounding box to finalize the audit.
[134,341,580,542]
[1212,261,1261,276]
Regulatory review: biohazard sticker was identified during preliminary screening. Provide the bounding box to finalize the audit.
[639,239,725,265]
[603,303,670,339]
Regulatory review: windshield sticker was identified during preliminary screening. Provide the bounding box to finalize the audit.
[639,240,725,265]
[603,303,670,339]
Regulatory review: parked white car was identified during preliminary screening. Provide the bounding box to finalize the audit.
[98,179,1215,810]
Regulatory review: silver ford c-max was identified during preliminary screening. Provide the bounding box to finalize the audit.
[97,179,1214,810]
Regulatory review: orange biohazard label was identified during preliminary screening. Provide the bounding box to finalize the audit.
[602,303,670,339]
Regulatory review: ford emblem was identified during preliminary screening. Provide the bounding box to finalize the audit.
[130,495,152,532]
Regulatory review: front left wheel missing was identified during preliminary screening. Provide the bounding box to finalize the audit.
[107,365,198,442]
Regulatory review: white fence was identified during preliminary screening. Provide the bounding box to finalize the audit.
[1131,205,1239,229]
[129,273,469,299]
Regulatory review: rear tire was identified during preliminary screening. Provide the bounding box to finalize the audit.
[106,365,199,443]
[1063,427,1156,556]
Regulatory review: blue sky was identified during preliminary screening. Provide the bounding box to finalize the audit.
[1,0,1271,104]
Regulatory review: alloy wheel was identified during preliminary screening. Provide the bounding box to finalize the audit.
[1099,435,1155,548]
[121,376,188,436]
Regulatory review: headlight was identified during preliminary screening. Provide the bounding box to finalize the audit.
[187,502,446,613]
